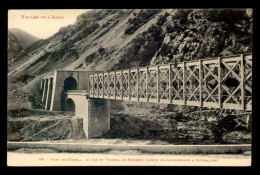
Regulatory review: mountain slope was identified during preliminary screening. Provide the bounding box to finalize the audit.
[7,9,252,109]
[8,31,23,53]
[8,28,40,68]
[8,28,40,48]
[8,31,25,67]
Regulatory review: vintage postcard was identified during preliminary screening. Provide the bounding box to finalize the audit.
[7,9,252,166]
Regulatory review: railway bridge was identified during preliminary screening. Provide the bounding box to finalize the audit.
[40,53,252,138]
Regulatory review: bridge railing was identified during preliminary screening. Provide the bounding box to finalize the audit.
[89,53,252,111]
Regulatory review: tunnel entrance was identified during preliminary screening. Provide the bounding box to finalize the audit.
[64,77,77,91]
[65,98,75,112]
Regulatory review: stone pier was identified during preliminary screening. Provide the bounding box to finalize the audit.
[41,70,109,139]
[65,91,110,138]
[86,98,110,138]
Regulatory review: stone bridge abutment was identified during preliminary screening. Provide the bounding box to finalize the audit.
[41,70,109,139]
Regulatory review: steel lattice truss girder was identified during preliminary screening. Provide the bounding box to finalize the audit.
[88,54,252,111]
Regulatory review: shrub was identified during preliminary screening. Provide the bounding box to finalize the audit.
[172,9,192,21]
[91,23,100,31]
[27,52,51,69]
[28,93,43,109]
[125,9,160,35]
[206,9,249,23]
[80,22,100,39]
[212,114,248,143]
[124,26,136,35]
[81,27,92,38]
[98,47,105,53]
[128,18,133,24]
[156,12,169,26]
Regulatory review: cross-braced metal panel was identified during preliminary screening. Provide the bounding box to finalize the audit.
[201,59,220,108]
[185,62,200,106]
[138,68,147,102]
[115,71,122,99]
[159,65,170,103]
[108,72,115,99]
[93,74,99,98]
[122,70,130,100]
[130,69,138,101]
[244,54,252,110]
[147,67,158,103]
[98,73,104,98]
[103,73,109,99]
[221,56,243,110]
[171,63,184,105]
[89,75,94,97]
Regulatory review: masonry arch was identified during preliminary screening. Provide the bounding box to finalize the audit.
[65,98,75,112]
[64,76,77,91]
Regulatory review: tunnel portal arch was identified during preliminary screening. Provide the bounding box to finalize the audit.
[64,76,77,91]
[65,98,75,112]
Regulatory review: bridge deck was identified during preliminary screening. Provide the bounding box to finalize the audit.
[89,53,252,111]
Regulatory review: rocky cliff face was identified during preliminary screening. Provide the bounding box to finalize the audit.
[7,109,85,141]
[7,9,252,109]
[151,9,253,64]
[105,101,251,144]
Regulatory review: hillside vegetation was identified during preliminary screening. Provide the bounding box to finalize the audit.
[8,9,252,110]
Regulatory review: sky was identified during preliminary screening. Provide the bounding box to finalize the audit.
[8,9,90,39]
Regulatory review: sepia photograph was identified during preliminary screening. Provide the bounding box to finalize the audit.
[7,9,252,166]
